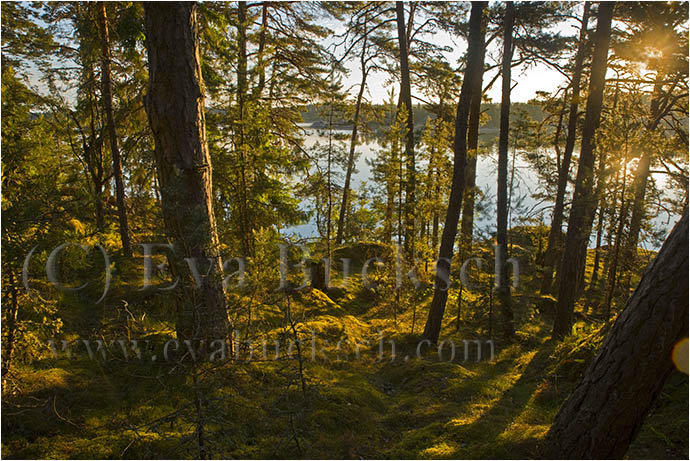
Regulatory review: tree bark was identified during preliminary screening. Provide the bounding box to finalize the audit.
[396,1,416,261]
[460,10,487,254]
[552,2,614,340]
[422,1,487,344]
[496,1,515,339]
[545,211,689,459]
[336,28,369,245]
[98,2,132,257]
[236,1,252,257]
[143,2,229,341]
[541,1,591,294]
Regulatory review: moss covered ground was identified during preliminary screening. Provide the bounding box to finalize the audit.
[2,241,687,459]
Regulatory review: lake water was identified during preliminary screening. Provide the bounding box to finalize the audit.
[285,126,676,251]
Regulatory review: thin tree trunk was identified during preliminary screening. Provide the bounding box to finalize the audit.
[82,60,107,233]
[98,2,132,257]
[236,1,252,257]
[422,143,435,250]
[385,182,394,243]
[541,1,591,294]
[496,1,515,339]
[422,1,487,344]
[586,153,610,305]
[336,32,368,245]
[144,2,229,341]
[624,76,665,262]
[326,103,334,258]
[603,162,630,319]
[545,211,689,459]
[396,1,416,260]
[552,2,614,340]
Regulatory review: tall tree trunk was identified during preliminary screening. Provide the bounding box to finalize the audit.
[143,2,229,341]
[236,1,252,257]
[82,60,107,234]
[552,2,614,340]
[421,142,435,250]
[422,1,487,344]
[541,1,591,294]
[98,2,132,257]
[456,8,487,332]
[385,182,394,243]
[496,1,515,339]
[623,76,665,265]
[460,10,487,254]
[336,32,369,245]
[326,103,334,258]
[396,1,416,261]
[545,211,688,459]
[603,162,630,319]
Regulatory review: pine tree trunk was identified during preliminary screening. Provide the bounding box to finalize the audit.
[336,34,368,245]
[396,1,416,261]
[552,2,614,340]
[143,2,229,341]
[603,168,630,318]
[98,2,132,257]
[460,11,487,254]
[545,211,688,459]
[326,104,334,258]
[624,77,664,263]
[541,2,591,294]
[422,1,487,344]
[496,1,515,339]
[432,165,440,252]
[423,142,436,249]
[236,1,252,257]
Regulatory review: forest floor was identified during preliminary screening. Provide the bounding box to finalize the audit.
[2,244,688,459]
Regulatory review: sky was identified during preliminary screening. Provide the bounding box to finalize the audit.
[331,3,581,105]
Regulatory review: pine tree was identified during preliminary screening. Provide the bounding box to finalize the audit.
[143,2,229,341]
[97,2,132,257]
[553,2,615,340]
[545,212,688,458]
[423,1,487,344]
[540,2,591,294]
[495,1,516,339]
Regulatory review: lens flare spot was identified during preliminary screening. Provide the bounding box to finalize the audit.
[672,338,689,374]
